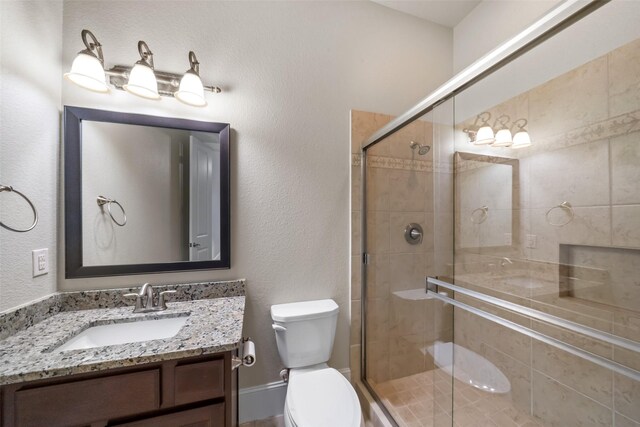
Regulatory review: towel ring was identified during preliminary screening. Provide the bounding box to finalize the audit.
[97,195,127,227]
[0,185,38,233]
[546,201,574,227]
[471,206,489,224]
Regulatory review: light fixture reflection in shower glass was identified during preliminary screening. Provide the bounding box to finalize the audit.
[474,112,495,145]
[64,30,109,93]
[511,119,532,148]
[491,115,513,147]
[464,112,495,145]
[474,125,495,145]
[175,51,207,107]
[124,41,160,100]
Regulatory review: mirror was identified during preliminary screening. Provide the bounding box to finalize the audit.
[455,152,519,251]
[64,106,230,278]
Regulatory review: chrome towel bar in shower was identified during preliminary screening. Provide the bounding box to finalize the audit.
[97,195,127,226]
[427,277,640,353]
[426,277,640,382]
[0,185,38,233]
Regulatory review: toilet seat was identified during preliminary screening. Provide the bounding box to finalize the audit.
[285,367,361,427]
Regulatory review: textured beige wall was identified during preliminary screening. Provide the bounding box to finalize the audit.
[0,1,62,311]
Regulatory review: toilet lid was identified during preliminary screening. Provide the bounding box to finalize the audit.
[286,368,361,427]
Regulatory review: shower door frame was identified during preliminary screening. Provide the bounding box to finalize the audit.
[358,0,610,423]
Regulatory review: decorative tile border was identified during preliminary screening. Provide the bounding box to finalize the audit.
[351,153,453,173]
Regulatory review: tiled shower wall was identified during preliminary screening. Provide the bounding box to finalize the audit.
[453,37,640,426]
[350,110,453,386]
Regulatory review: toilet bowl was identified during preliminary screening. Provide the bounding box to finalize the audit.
[284,365,362,427]
[271,299,362,427]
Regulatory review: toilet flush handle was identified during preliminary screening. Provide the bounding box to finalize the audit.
[272,324,287,332]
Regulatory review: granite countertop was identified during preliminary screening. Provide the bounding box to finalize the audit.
[0,280,245,385]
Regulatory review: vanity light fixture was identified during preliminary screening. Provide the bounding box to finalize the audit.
[64,30,109,93]
[64,29,222,106]
[511,118,532,148]
[175,51,207,107]
[492,115,513,147]
[124,41,160,100]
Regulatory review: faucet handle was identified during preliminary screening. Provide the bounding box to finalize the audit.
[158,290,177,310]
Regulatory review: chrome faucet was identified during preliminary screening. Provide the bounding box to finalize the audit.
[125,283,176,313]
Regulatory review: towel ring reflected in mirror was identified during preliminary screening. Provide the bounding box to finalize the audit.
[97,195,127,227]
[0,185,38,233]
[471,205,489,224]
[545,201,574,227]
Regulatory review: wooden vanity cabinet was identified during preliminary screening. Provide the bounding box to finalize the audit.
[0,352,238,427]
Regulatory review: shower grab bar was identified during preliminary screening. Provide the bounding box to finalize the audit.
[427,277,640,354]
[425,280,640,382]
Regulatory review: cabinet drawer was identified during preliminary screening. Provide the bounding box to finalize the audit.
[112,403,225,427]
[14,369,160,427]
[174,359,225,405]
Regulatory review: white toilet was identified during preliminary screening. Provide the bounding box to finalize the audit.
[271,299,363,427]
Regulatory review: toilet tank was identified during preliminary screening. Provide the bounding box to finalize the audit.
[271,299,339,369]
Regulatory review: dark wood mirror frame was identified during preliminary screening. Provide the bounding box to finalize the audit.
[64,106,231,278]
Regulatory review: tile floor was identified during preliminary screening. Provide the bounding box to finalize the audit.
[372,369,546,427]
[240,415,285,427]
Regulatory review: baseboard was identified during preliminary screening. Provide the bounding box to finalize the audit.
[239,368,351,423]
[239,379,287,423]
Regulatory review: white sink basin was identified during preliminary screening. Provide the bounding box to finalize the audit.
[54,316,189,352]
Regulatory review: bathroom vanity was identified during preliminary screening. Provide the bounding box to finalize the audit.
[1,353,232,427]
[0,280,245,427]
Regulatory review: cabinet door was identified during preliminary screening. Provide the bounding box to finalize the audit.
[112,404,225,427]
[14,369,160,427]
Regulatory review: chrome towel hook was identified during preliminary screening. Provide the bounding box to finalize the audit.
[0,185,38,233]
[97,195,127,226]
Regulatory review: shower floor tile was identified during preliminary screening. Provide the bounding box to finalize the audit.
[372,370,547,427]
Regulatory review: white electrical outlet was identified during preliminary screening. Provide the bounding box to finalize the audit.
[504,233,512,246]
[526,234,537,249]
[32,248,49,277]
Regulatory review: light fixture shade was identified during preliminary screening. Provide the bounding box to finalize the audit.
[64,53,109,93]
[124,63,160,99]
[512,130,532,148]
[474,125,495,145]
[175,71,207,107]
[492,128,513,147]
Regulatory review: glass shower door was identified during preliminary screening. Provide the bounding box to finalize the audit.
[362,106,455,426]
[441,2,640,426]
